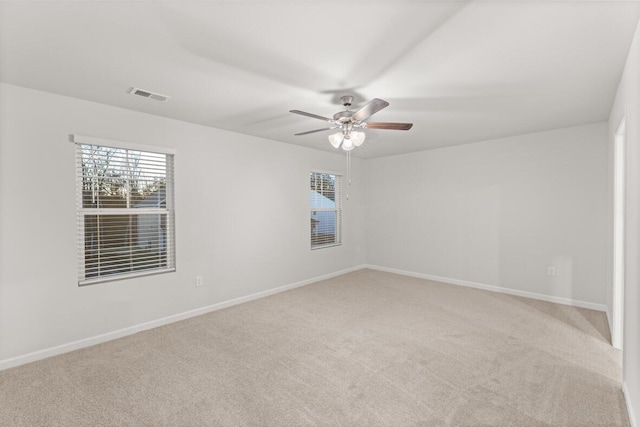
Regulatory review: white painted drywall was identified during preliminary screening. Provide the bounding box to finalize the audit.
[365,123,609,306]
[609,19,640,427]
[0,83,366,361]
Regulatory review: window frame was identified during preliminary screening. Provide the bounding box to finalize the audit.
[71,134,176,285]
[310,170,342,250]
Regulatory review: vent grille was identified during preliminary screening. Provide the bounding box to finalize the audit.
[128,87,171,102]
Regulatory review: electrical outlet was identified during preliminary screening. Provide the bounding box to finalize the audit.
[547,267,557,277]
[195,276,204,287]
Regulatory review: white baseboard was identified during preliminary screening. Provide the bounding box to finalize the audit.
[605,307,620,350]
[364,264,607,312]
[0,264,366,371]
[606,307,613,337]
[624,382,637,427]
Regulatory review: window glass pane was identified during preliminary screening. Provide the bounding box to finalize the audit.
[310,172,341,249]
[310,172,336,208]
[310,211,337,247]
[83,214,167,279]
[79,145,167,209]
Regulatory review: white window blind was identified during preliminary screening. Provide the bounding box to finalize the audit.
[75,141,176,285]
[310,172,342,249]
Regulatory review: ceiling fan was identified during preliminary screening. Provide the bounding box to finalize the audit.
[290,96,413,151]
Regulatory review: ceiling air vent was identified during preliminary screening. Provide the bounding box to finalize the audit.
[128,87,171,102]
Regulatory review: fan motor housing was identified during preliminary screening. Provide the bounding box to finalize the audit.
[333,110,353,121]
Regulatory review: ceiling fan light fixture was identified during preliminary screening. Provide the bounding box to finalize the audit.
[292,96,412,154]
[351,131,365,147]
[328,132,344,148]
[341,137,355,151]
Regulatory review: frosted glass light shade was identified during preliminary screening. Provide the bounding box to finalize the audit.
[341,138,355,151]
[328,132,344,148]
[351,131,365,147]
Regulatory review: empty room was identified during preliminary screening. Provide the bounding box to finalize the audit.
[1,1,640,426]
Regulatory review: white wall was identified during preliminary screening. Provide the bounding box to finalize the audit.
[609,19,640,427]
[365,123,609,307]
[0,83,366,363]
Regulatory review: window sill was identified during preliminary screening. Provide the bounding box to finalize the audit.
[311,243,342,251]
[79,267,176,286]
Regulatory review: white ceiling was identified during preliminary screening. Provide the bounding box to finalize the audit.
[1,1,639,158]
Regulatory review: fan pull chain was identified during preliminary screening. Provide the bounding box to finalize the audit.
[346,150,351,200]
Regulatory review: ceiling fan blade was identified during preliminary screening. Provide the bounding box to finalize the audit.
[365,122,413,130]
[290,110,334,122]
[294,127,336,136]
[351,98,390,122]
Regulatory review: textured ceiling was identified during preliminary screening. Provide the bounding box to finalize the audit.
[1,1,639,158]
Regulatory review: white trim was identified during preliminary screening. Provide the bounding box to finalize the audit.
[365,265,608,312]
[311,243,342,251]
[70,134,177,155]
[612,119,626,350]
[310,168,342,176]
[79,267,176,287]
[311,207,338,212]
[78,208,170,215]
[617,117,627,136]
[624,381,637,427]
[0,264,366,371]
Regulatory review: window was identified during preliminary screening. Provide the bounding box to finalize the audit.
[74,136,175,285]
[310,171,342,249]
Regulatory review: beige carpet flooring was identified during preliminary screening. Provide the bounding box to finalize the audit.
[0,269,628,426]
